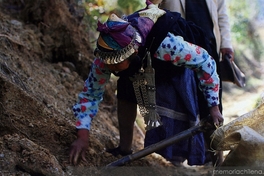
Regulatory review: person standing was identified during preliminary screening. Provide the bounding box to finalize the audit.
[160,0,234,166]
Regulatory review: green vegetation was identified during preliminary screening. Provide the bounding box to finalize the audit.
[225,0,264,92]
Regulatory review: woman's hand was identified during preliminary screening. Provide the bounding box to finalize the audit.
[69,129,89,165]
[209,106,224,128]
[220,48,234,61]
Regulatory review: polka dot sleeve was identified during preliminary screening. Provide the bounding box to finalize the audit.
[72,58,111,130]
[155,32,220,107]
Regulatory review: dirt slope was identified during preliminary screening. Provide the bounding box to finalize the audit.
[0,0,216,175]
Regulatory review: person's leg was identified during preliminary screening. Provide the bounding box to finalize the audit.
[203,129,223,166]
[117,98,137,153]
[107,98,137,156]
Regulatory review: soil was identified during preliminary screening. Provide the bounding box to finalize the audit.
[0,1,263,176]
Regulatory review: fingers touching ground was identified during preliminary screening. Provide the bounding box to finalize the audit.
[69,129,89,165]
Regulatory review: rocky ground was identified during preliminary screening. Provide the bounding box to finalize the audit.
[0,0,263,176]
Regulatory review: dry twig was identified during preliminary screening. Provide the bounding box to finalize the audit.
[0,33,24,46]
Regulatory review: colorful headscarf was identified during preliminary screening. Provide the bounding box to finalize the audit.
[95,1,165,64]
[95,14,139,64]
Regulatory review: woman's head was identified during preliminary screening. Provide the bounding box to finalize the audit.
[94,1,165,71]
[94,14,140,69]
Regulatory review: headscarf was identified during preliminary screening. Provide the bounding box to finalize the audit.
[95,1,165,64]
